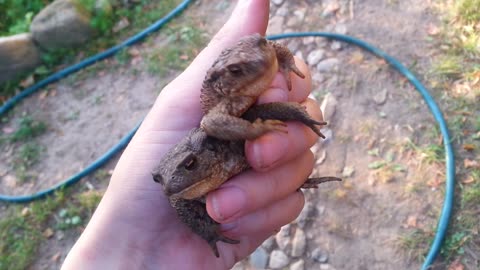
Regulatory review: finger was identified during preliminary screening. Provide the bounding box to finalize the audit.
[206,151,314,223]
[257,57,312,104]
[220,191,305,236]
[246,98,324,171]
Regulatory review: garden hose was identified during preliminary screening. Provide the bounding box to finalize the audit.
[0,1,454,269]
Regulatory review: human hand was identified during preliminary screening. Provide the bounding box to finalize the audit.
[62,0,323,269]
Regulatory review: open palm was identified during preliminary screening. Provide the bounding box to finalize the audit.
[62,1,324,269]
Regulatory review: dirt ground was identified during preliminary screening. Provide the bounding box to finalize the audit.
[0,0,450,269]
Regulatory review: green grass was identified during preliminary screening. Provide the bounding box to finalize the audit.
[14,142,43,181]
[397,228,435,262]
[456,0,480,23]
[7,115,47,143]
[0,188,103,269]
[145,24,206,76]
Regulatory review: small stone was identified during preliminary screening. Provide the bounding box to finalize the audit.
[320,264,336,270]
[312,73,326,84]
[373,88,388,105]
[334,23,348,35]
[290,259,305,270]
[276,6,289,16]
[342,166,355,178]
[250,247,269,269]
[261,236,275,250]
[21,207,30,216]
[267,16,284,34]
[320,93,337,122]
[296,202,314,228]
[113,17,130,33]
[320,128,333,142]
[56,231,65,241]
[315,149,327,165]
[51,252,61,262]
[272,0,284,6]
[2,174,17,188]
[269,250,290,269]
[291,229,307,257]
[307,49,325,65]
[303,36,316,45]
[293,9,306,21]
[275,224,291,250]
[316,58,339,72]
[330,41,343,51]
[311,247,329,263]
[43,228,54,238]
[322,1,340,17]
[287,39,301,52]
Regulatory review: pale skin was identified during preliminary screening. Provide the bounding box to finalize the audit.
[61,0,324,269]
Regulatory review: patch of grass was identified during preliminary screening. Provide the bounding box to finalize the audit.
[461,171,480,206]
[8,115,47,143]
[145,24,206,76]
[456,0,480,23]
[13,142,43,181]
[397,228,434,262]
[0,191,66,270]
[432,55,463,78]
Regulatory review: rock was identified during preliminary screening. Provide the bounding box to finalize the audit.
[312,73,326,84]
[276,6,289,16]
[0,34,42,84]
[261,236,275,250]
[307,49,325,65]
[291,229,307,257]
[334,23,348,35]
[342,166,355,178]
[250,247,269,269]
[295,51,304,61]
[43,228,54,238]
[311,247,329,263]
[30,0,96,50]
[267,16,284,34]
[113,17,130,33]
[316,58,339,72]
[269,250,290,269]
[287,39,301,52]
[272,0,284,6]
[303,36,316,45]
[296,202,314,228]
[330,41,343,51]
[320,93,337,122]
[322,1,340,17]
[275,224,291,250]
[320,264,336,270]
[373,88,388,105]
[290,259,305,270]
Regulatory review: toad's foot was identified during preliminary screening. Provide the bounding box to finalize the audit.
[300,177,342,189]
[269,41,305,90]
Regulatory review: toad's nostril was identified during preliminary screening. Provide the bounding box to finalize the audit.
[153,173,164,185]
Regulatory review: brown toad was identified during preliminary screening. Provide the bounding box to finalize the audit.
[199,33,325,140]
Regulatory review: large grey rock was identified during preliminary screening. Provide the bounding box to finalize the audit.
[30,0,95,50]
[291,229,307,257]
[269,250,290,269]
[249,247,269,269]
[0,33,41,83]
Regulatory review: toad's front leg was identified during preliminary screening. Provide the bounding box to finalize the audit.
[269,41,305,90]
[200,96,288,141]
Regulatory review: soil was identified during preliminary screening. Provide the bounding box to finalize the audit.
[0,0,448,269]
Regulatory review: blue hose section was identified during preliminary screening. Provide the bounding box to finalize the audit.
[0,3,453,270]
[269,33,455,270]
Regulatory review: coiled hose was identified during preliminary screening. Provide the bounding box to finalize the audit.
[0,1,454,269]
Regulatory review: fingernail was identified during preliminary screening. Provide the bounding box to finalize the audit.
[251,133,289,169]
[220,222,238,232]
[211,186,246,222]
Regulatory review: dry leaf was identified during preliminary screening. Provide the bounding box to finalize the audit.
[427,178,444,188]
[448,259,464,270]
[51,252,61,262]
[461,176,475,184]
[20,75,34,88]
[405,215,418,228]
[464,159,479,169]
[463,144,475,151]
[427,24,440,36]
[43,228,54,238]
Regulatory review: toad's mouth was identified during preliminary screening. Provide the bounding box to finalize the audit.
[170,174,226,200]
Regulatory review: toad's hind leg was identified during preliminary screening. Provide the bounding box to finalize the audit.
[170,197,239,257]
[269,41,305,90]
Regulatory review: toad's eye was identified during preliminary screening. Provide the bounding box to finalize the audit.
[183,155,197,171]
[227,64,243,76]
